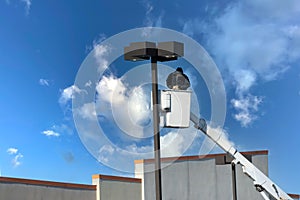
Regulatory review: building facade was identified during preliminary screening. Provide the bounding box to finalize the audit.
[135,150,270,200]
[0,150,298,200]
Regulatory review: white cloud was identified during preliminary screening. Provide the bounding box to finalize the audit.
[59,85,82,105]
[141,0,164,37]
[85,80,92,87]
[233,69,257,95]
[160,131,187,157]
[85,34,111,73]
[7,148,23,167]
[182,0,300,126]
[76,102,97,121]
[208,126,234,147]
[51,124,73,136]
[91,36,111,72]
[20,0,31,15]
[95,75,151,138]
[7,148,18,155]
[182,18,204,37]
[39,79,50,86]
[86,34,105,51]
[231,95,263,127]
[207,1,296,83]
[94,44,109,71]
[98,145,115,163]
[5,0,32,15]
[96,75,127,105]
[12,153,23,167]
[42,130,60,137]
[127,87,151,126]
[73,75,152,141]
[124,143,152,154]
[143,0,154,28]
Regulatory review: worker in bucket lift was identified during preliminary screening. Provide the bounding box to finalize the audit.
[166,67,190,90]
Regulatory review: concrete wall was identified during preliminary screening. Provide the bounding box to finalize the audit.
[136,151,272,200]
[92,174,141,200]
[0,177,96,200]
[216,165,233,200]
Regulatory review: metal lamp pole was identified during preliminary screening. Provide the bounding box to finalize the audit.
[124,41,183,200]
[151,56,162,200]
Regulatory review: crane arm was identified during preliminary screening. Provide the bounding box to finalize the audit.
[190,112,292,200]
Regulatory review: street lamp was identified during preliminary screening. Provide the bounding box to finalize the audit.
[124,41,184,200]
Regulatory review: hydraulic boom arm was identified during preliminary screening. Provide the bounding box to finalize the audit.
[190,112,292,200]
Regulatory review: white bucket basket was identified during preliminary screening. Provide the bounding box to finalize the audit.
[160,90,192,128]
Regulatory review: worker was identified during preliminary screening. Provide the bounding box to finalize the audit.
[166,67,190,90]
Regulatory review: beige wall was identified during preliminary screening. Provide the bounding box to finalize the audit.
[0,177,96,200]
[92,174,141,200]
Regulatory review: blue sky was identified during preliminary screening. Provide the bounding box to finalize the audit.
[0,0,299,194]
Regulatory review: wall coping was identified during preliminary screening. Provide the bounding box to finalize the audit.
[92,174,141,183]
[134,150,268,164]
[289,194,300,199]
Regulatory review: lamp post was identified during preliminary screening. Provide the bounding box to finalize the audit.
[124,41,184,200]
